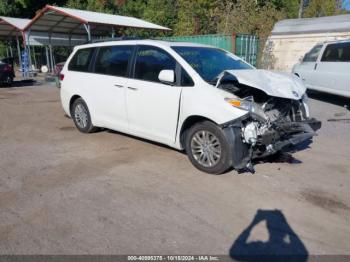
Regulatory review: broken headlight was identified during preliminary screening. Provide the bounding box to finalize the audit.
[225,97,268,121]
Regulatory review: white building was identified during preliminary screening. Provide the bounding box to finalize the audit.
[267,14,350,72]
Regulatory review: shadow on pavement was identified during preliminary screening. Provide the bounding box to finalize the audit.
[307,90,350,108]
[11,79,41,87]
[229,209,308,262]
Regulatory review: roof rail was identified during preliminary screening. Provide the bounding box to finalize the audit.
[90,36,144,43]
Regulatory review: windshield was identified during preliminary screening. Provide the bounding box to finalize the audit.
[172,46,253,83]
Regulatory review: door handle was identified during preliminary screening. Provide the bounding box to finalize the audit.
[127,86,138,91]
[314,63,318,70]
[114,84,124,88]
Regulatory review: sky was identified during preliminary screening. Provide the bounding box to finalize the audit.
[343,0,350,10]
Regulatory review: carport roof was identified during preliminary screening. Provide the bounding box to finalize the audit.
[0,16,31,39]
[24,5,171,37]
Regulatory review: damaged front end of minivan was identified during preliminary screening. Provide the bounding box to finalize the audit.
[218,70,321,173]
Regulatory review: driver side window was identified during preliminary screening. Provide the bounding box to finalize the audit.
[134,46,176,83]
[303,45,322,62]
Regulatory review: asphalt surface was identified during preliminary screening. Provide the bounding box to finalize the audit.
[0,84,349,255]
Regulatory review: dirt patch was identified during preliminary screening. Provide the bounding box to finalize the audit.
[326,164,349,174]
[59,126,75,131]
[301,189,350,213]
[0,93,18,99]
[31,99,60,104]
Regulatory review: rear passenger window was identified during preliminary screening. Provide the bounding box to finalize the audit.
[68,48,94,72]
[134,46,176,83]
[321,43,350,62]
[95,45,134,77]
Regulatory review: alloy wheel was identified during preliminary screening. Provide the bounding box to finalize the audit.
[190,130,222,167]
[74,103,88,129]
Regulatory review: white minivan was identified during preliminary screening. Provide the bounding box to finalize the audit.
[60,39,320,174]
[293,40,350,98]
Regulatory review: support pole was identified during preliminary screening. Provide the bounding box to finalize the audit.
[26,30,33,72]
[27,45,32,72]
[9,44,13,58]
[16,36,22,68]
[32,45,37,69]
[83,24,91,42]
[231,33,237,54]
[49,45,54,73]
[48,33,54,73]
[45,46,50,71]
[52,50,56,69]
[69,34,72,49]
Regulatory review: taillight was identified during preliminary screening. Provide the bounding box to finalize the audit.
[59,73,65,81]
[3,65,12,72]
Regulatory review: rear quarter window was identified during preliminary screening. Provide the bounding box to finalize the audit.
[68,48,95,72]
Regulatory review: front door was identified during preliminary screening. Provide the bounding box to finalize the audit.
[297,44,323,90]
[126,45,182,145]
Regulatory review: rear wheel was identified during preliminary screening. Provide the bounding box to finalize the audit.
[185,121,232,174]
[71,98,98,133]
[4,76,13,87]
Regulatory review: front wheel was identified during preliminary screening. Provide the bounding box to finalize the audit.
[71,98,98,133]
[185,121,232,174]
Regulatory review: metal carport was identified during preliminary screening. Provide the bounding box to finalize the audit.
[23,5,171,71]
[0,16,30,67]
[24,5,170,45]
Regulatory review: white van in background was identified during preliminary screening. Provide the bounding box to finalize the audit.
[293,40,350,98]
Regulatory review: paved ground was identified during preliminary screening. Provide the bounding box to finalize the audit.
[0,83,349,255]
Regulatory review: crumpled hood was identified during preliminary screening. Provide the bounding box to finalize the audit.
[218,69,306,100]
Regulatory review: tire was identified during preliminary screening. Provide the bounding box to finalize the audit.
[0,76,13,87]
[185,121,232,174]
[5,76,13,87]
[71,98,98,133]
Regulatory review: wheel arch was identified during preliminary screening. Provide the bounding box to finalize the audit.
[69,95,82,115]
[179,115,218,149]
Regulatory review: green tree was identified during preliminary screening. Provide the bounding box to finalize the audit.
[142,0,177,31]
[66,0,116,13]
[174,0,221,35]
[118,0,146,18]
[275,0,301,18]
[217,0,285,68]
[218,0,284,36]
[0,0,25,16]
[0,0,67,17]
[304,0,347,17]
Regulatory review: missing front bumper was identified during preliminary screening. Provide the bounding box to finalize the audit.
[223,118,322,172]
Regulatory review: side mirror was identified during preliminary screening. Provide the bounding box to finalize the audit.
[158,70,175,84]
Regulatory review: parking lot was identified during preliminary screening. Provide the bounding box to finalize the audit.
[0,83,350,256]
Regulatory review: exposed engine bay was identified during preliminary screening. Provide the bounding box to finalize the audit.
[217,71,322,173]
